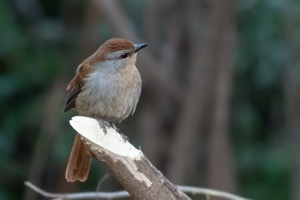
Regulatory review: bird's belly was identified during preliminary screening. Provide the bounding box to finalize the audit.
[77,99,127,122]
[75,72,141,122]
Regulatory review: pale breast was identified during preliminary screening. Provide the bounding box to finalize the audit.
[75,66,142,122]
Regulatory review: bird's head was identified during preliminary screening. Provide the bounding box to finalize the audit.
[90,38,148,71]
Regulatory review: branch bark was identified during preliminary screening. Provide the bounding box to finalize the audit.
[69,116,190,200]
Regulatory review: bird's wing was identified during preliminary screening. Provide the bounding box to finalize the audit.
[63,63,94,112]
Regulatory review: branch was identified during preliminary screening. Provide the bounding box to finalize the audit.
[25,181,251,200]
[69,116,190,200]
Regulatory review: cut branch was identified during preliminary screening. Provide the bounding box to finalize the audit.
[68,116,190,200]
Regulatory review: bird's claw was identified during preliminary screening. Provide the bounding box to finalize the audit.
[119,132,129,142]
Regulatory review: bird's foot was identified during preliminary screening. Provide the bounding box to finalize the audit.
[96,120,127,141]
[97,119,110,134]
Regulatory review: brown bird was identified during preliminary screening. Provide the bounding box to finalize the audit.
[64,38,148,182]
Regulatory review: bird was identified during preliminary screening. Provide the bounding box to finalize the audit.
[63,38,148,182]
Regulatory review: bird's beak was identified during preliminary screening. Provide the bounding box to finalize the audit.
[134,43,148,52]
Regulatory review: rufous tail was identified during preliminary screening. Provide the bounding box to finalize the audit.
[65,133,92,182]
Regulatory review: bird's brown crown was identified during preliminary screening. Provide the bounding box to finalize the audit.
[89,38,134,64]
[101,38,135,52]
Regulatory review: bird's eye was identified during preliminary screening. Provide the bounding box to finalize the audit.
[120,53,129,59]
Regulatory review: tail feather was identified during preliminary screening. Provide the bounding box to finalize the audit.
[65,133,92,182]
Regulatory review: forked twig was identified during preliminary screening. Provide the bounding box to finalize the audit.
[25,181,251,200]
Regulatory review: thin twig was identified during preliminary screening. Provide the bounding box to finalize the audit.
[25,182,129,200]
[25,181,250,200]
[25,182,64,198]
[177,186,250,200]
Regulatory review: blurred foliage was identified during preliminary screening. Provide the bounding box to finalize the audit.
[234,1,290,200]
[0,0,296,200]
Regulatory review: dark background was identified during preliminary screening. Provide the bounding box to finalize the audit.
[0,0,299,200]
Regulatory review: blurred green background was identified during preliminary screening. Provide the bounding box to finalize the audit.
[0,0,299,199]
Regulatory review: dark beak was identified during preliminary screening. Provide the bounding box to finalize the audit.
[134,43,148,52]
